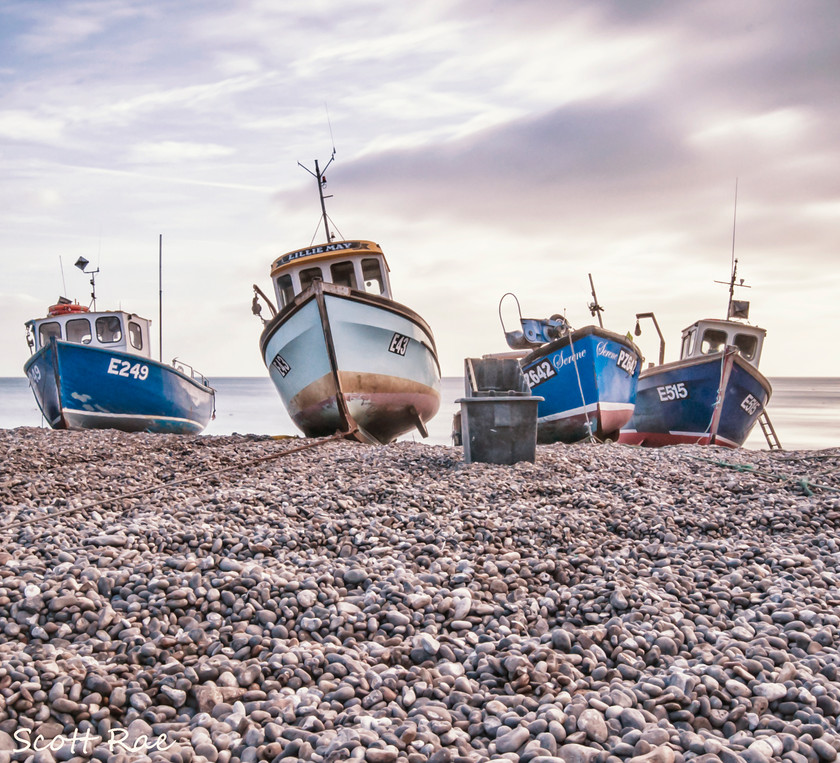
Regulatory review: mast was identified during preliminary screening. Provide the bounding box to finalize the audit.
[587,273,604,328]
[727,258,738,321]
[315,159,332,243]
[73,256,99,310]
[159,234,163,362]
[299,150,336,243]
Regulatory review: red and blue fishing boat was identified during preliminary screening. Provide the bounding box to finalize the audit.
[24,252,215,434]
[619,259,771,448]
[498,282,642,443]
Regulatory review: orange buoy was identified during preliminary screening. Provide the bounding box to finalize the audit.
[47,303,90,317]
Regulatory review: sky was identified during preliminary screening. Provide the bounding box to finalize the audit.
[2,0,839,380]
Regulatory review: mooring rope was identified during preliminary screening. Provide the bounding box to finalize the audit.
[697,350,729,445]
[566,329,597,442]
[3,431,349,533]
[688,454,840,496]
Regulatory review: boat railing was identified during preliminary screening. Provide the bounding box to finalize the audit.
[172,357,211,387]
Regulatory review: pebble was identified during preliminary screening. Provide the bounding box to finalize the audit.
[1,430,840,763]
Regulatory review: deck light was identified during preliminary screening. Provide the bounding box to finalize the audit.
[73,257,99,310]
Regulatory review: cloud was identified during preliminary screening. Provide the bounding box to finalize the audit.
[0,109,65,144]
[9,0,155,54]
[127,141,235,164]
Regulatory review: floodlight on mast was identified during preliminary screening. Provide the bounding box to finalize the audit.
[74,256,100,310]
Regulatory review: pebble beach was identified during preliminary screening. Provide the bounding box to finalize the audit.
[2,429,840,763]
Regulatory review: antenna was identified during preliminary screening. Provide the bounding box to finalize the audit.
[325,103,336,157]
[730,178,738,276]
[715,180,751,320]
[59,256,67,296]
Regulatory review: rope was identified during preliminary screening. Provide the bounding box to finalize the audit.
[697,350,728,445]
[3,431,350,533]
[687,455,840,495]
[566,328,596,442]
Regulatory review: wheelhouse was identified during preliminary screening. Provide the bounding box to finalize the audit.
[26,306,152,360]
[269,240,393,310]
[679,319,766,368]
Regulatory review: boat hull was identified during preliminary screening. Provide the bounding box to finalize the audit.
[520,326,641,443]
[24,339,215,434]
[260,282,441,444]
[619,349,771,448]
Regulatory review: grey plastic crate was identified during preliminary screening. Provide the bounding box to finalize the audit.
[458,358,541,464]
[464,356,530,397]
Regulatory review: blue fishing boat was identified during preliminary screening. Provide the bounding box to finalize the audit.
[619,260,771,448]
[252,157,440,444]
[498,288,642,443]
[24,255,215,434]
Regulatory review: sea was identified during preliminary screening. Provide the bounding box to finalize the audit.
[0,376,837,451]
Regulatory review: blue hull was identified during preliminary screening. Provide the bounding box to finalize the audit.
[24,339,215,434]
[619,349,771,448]
[521,326,641,443]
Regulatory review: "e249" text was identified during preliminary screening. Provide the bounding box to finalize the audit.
[107,358,149,380]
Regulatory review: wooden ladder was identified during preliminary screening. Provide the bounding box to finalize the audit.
[758,411,782,451]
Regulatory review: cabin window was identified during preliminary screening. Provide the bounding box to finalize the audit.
[276,274,295,307]
[129,322,143,350]
[361,258,384,295]
[680,331,694,360]
[96,316,122,343]
[700,329,728,355]
[734,333,758,361]
[300,267,323,291]
[66,318,92,345]
[39,322,61,347]
[330,261,357,289]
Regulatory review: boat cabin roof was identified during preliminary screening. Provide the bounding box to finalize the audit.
[270,239,393,309]
[679,318,766,367]
[26,307,152,359]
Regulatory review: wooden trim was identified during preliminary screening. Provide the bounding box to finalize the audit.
[313,282,355,434]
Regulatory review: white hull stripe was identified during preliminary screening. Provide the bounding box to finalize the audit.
[63,409,201,427]
[623,428,740,448]
[670,430,739,448]
[539,401,634,424]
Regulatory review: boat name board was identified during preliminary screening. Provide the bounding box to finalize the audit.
[615,348,638,376]
[525,360,556,388]
[388,333,410,356]
[107,358,149,380]
[741,393,761,415]
[597,342,639,377]
[271,353,291,377]
[525,346,586,388]
[273,241,370,269]
[656,383,688,402]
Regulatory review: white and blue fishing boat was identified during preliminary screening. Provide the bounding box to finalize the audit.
[619,259,771,448]
[252,157,441,444]
[498,285,642,443]
[24,253,215,434]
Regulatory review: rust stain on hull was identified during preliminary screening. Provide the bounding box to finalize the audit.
[289,372,440,443]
